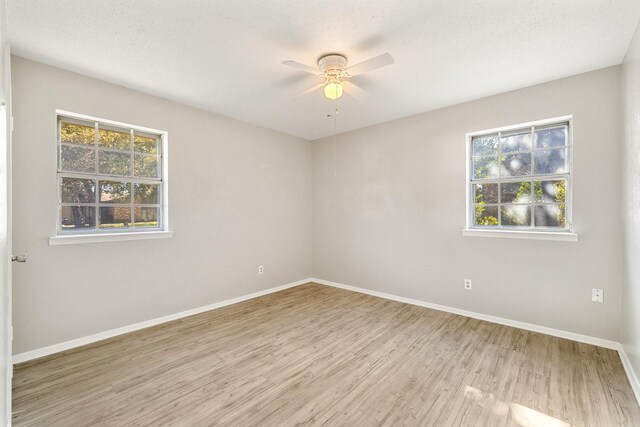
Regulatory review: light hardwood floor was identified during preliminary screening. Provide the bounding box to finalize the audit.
[12,283,640,426]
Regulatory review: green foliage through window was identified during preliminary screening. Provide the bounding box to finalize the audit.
[470,120,570,230]
[57,115,164,233]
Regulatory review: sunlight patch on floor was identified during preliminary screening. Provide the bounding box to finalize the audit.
[465,385,571,427]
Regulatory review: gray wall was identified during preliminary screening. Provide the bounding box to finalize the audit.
[312,66,623,341]
[11,57,312,354]
[11,53,632,355]
[622,21,640,389]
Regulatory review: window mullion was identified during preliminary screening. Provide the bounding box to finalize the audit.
[530,126,535,229]
[130,181,134,229]
[130,129,135,228]
[530,179,534,229]
[57,119,62,173]
[497,131,502,227]
[59,171,160,184]
[94,122,101,231]
[497,131,502,180]
[58,113,165,235]
[497,184,501,227]
[94,122,99,174]
[93,122,100,231]
[530,126,535,175]
[469,118,570,232]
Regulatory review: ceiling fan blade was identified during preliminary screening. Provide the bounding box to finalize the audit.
[290,82,324,101]
[282,60,321,75]
[345,53,394,77]
[342,81,370,102]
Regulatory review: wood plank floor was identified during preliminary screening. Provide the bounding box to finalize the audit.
[12,283,640,426]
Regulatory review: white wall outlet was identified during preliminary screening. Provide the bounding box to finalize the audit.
[464,279,472,290]
[592,288,603,303]
[258,265,264,275]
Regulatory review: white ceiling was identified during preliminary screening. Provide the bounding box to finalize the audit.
[7,1,640,140]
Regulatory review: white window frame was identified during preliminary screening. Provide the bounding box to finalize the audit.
[49,110,172,245]
[463,115,578,242]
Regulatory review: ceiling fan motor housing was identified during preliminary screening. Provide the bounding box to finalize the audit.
[318,54,347,75]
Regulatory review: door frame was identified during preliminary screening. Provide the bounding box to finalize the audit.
[1,0,12,422]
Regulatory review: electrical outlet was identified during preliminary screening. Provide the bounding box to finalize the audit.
[464,279,472,290]
[592,288,603,303]
[258,265,264,275]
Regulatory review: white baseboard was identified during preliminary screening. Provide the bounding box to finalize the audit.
[312,277,640,406]
[311,278,620,350]
[619,345,640,406]
[12,278,312,364]
[12,276,640,407]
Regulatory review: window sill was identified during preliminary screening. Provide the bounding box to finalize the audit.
[49,230,173,246]
[462,229,578,242]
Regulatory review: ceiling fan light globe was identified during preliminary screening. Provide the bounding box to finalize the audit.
[324,82,343,100]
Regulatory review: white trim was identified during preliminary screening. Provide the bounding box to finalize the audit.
[465,115,574,234]
[49,230,173,245]
[161,131,169,232]
[462,228,578,241]
[465,125,472,229]
[12,277,639,407]
[1,38,12,427]
[466,115,574,138]
[55,110,170,236]
[311,278,619,350]
[12,278,312,364]
[619,345,640,405]
[56,109,165,136]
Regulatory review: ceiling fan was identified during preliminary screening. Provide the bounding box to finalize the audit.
[282,53,394,100]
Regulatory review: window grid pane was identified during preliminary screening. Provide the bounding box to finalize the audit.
[469,120,570,231]
[57,115,164,234]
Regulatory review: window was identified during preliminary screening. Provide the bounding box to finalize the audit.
[56,111,168,238]
[466,117,572,235]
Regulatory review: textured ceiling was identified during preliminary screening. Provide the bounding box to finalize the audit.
[7,1,640,140]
